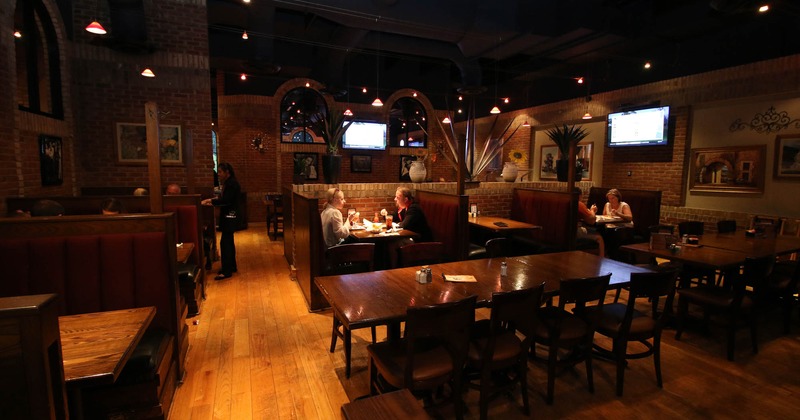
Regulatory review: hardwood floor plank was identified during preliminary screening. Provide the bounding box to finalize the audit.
[170,224,800,419]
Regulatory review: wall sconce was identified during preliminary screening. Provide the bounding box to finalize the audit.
[250,133,267,153]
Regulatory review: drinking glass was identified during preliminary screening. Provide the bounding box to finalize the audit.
[385,215,393,229]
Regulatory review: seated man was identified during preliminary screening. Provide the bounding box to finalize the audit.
[166,183,182,195]
[100,197,125,215]
[391,187,431,242]
[321,188,357,248]
[577,188,605,257]
[30,199,65,217]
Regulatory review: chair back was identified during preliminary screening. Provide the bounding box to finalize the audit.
[558,273,611,312]
[740,255,775,303]
[678,221,704,236]
[485,284,545,354]
[404,295,477,387]
[324,243,375,275]
[397,241,447,267]
[627,270,678,327]
[716,219,737,233]
[485,237,509,258]
[648,224,675,235]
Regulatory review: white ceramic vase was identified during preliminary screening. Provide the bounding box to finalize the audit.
[502,162,518,182]
[409,161,427,183]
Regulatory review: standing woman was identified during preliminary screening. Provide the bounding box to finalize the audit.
[202,162,241,280]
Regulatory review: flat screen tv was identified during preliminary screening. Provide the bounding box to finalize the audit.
[607,106,670,147]
[342,121,387,150]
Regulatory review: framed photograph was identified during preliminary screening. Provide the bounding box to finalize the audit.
[774,133,800,179]
[294,152,319,180]
[351,154,372,173]
[116,123,182,165]
[39,135,63,186]
[399,155,415,181]
[576,142,593,181]
[689,145,766,194]
[539,145,558,180]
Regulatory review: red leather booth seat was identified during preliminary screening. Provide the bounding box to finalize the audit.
[510,188,574,253]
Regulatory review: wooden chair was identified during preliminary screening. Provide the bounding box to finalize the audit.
[466,283,545,419]
[484,237,510,258]
[367,295,477,420]
[678,221,704,237]
[717,219,737,233]
[590,270,678,396]
[531,273,611,405]
[763,261,800,333]
[675,255,774,361]
[326,243,377,378]
[397,242,447,268]
[269,194,284,240]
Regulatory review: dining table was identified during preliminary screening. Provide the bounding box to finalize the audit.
[315,251,652,346]
[348,224,419,269]
[59,306,156,419]
[696,232,800,258]
[468,215,541,234]
[176,242,194,264]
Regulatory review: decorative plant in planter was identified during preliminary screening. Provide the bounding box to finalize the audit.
[310,105,353,184]
[292,155,306,184]
[545,124,589,182]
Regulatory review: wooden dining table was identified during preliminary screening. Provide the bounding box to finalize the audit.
[315,251,652,343]
[176,242,194,264]
[349,225,420,269]
[60,306,156,419]
[697,232,800,258]
[620,242,748,270]
[468,215,541,234]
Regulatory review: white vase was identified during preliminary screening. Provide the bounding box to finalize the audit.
[501,162,518,182]
[409,161,427,183]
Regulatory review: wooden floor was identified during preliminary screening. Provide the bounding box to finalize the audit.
[170,225,800,419]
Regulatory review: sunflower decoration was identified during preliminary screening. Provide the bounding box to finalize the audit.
[508,149,528,164]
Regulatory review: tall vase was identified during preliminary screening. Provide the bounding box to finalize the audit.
[409,161,427,183]
[322,154,342,184]
[501,162,518,182]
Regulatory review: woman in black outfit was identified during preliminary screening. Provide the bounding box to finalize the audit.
[202,162,241,280]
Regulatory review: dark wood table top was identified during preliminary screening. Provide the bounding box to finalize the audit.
[349,226,419,242]
[176,242,194,264]
[59,306,156,387]
[315,251,652,330]
[468,216,541,233]
[620,242,747,270]
[698,232,800,258]
[595,215,625,225]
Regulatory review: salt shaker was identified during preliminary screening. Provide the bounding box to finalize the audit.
[500,261,508,276]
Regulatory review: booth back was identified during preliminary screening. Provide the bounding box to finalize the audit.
[510,188,575,251]
[416,190,469,262]
[588,187,662,242]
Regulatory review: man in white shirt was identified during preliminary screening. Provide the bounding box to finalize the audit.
[321,188,356,248]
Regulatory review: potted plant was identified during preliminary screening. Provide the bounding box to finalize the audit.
[312,106,353,184]
[545,124,589,182]
[292,156,306,184]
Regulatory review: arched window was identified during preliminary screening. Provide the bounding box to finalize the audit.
[389,97,427,148]
[14,0,63,118]
[280,87,327,144]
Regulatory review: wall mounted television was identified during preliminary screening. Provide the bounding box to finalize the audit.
[342,121,387,150]
[607,106,670,147]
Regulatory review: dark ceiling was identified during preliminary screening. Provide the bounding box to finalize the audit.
[206,0,800,116]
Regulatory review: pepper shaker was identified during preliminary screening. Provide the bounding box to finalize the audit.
[500,261,508,276]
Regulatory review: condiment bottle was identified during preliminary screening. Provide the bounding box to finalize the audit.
[500,261,508,276]
[373,212,380,223]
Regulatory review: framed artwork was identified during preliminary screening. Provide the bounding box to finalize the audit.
[39,135,63,186]
[399,155,415,181]
[689,145,766,194]
[294,152,319,180]
[576,142,593,181]
[774,133,800,179]
[351,154,372,173]
[539,145,558,180]
[116,123,182,165]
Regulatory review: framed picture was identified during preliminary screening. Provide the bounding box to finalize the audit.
[576,142,593,181]
[774,133,800,179]
[689,145,766,194]
[294,152,319,180]
[399,155,415,181]
[539,145,558,180]
[39,135,63,186]
[351,154,372,173]
[116,123,183,165]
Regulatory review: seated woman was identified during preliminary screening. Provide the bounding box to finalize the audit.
[321,188,357,248]
[602,188,633,224]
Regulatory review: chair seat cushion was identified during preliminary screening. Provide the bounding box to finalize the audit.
[367,340,453,389]
[116,328,171,385]
[587,303,655,337]
[678,286,753,309]
[468,243,487,260]
[467,330,522,364]
[534,307,590,343]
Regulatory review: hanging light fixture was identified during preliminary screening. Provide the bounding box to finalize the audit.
[344,55,354,117]
[85,21,106,35]
[13,30,22,38]
[240,73,247,80]
[241,30,248,40]
[522,120,530,127]
[372,30,383,107]
[442,116,451,124]
[489,106,501,114]
[141,68,155,77]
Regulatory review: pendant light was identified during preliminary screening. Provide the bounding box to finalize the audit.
[141,68,155,77]
[442,116,452,124]
[372,29,383,107]
[344,54,354,116]
[85,0,107,35]
[241,30,248,40]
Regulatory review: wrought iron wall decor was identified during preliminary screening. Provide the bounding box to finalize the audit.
[251,132,267,153]
[729,106,800,134]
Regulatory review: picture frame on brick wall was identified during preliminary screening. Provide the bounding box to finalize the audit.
[115,123,183,165]
[39,134,63,186]
[689,145,766,193]
[351,154,371,173]
[539,145,558,180]
[773,133,800,179]
[399,155,414,181]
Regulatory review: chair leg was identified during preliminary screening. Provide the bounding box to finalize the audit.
[330,316,340,353]
[370,326,377,343]
[614,339,627,397]
[546,345,558,405]
[675,296,688,340]
[585,343,595,394]
[519,359,530,416]
[726,316,736,361]
[344,327,352,378]
[653,333,663,388]
[613,287,622,303]
[750,312,758,356]
[368,356,379,396]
